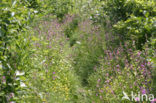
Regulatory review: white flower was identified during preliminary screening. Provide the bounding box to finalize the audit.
[34,10,38,13]
[20,82,26,87]
[89,16,92,19]
[12,1,17,7]
[15,77,20,80]
[10,101,16,103]
[11,12,15,17]
[41,60,46,64]
[76,41,81,44]
[16,71,25,76]
[147,59,151,61]
[39,93,43,99]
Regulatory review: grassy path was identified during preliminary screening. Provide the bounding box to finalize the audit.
[25,14,105,102]
[27,13,156,103]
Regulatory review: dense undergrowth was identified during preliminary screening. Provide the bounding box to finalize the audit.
[0,0,156,103]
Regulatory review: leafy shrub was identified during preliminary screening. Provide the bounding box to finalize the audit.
[101,0,156,24]
[92,0,156,49]
[114,16,156,49]
[0,0,38,102]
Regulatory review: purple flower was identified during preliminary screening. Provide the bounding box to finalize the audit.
[46,70,48,73]
[134,82,137,86]
[141,64,145,68]
[137,51,141,56]
[106,80,110,83]
[53,76,56,80]
[97,79,101,82]
[53,72,55,74]
[100,96,102,99]
[100,89,103,93]
[117,50,119,55]
[135,97,140,101]
[2,76,5,79]
[109,53,113,59]
[10,93,14,98]
[148,61,151,65]
[106,73,109,76]
[151,98,156,103]
[48,45,51,48]
[141,89,146,94]
[116,65,120,68]
[111,90,114,95]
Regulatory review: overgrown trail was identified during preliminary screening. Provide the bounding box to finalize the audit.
[26,14,104,102]
[1,0,155,103]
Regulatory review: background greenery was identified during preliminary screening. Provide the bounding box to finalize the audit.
[0,0,155,103]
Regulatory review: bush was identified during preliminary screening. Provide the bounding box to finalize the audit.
[93,0,156,49]
[0,0,38,102]
[114,16,156,49]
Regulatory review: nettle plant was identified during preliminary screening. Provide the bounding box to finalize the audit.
[88,42,154,102]
[0,0,39,102]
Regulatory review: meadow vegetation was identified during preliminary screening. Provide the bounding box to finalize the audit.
[0,0,155,103]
